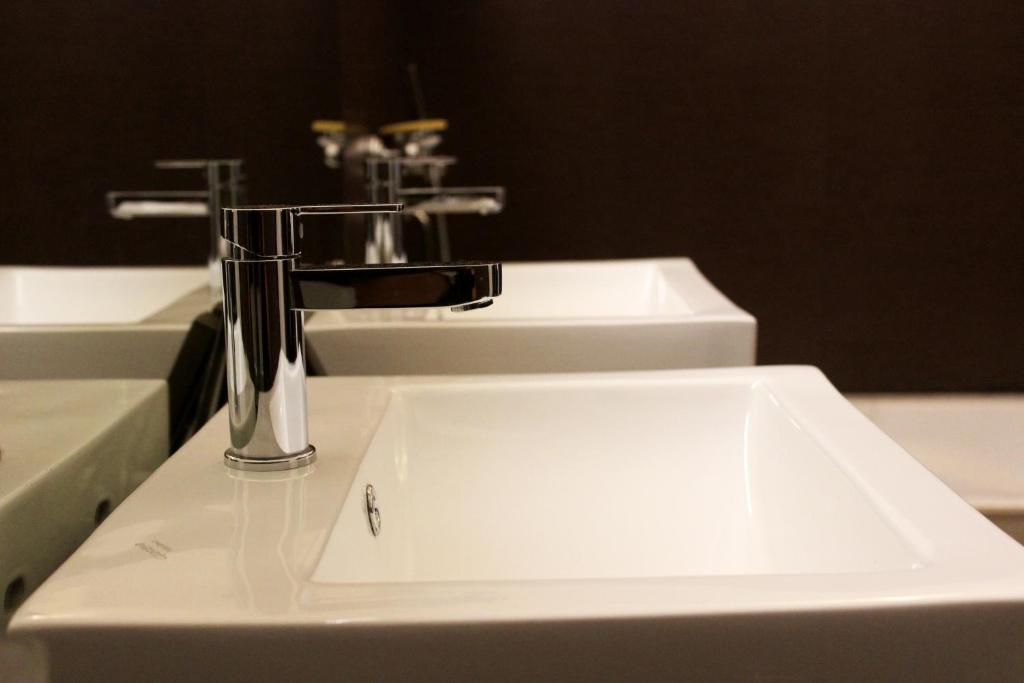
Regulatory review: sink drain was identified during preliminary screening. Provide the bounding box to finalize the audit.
[365,484,382,537]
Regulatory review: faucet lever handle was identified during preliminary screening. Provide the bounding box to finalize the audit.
[222,203,403,258]
[293,203,402,217]
[154,159,244,170]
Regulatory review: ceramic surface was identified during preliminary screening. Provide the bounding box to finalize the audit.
[851,394,1024,543]
[0,267,209,379]
[0,379,168,624]
[305,259,756,374]
[0,267,205,325]
[9,368,1024,681]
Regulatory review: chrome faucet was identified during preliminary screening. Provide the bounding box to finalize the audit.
[365,152,505,262]
[107,159,245,302]
[311,118,505,263]
[371,118,505,262]
[220,203,501,471]
[364,156,408,264]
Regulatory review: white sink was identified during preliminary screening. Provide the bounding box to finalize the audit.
[10,367,1024,681]
[305,259,756,374]
[0,267,209,379]
[0,267,206,325]
[0,379,168,624]
[851,394,1024,543]
[322,380,918,583]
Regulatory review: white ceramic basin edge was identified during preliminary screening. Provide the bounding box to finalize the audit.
[0,266,209,379]
[10,366,1024,632]
[306,258,757,374]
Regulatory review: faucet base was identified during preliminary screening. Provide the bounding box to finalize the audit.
[223,445,317,472]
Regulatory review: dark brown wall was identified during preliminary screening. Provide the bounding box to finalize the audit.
[2,1,1022,391]
[390,1,1024,391]
[0,0,346,265]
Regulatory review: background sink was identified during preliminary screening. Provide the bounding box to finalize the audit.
[0,267,209,379]
[0,267,206,325]
[305,258,756,374]
[0,379,168,624]
[851,394,1024,543]
[9,367,1024,681]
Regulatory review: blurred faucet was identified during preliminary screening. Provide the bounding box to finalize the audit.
[311,120,349,170]
[368,118,506,263]
[310,66,505,263]
[365,149,505,263]
[219,203,501,471]
[107,159,245,302]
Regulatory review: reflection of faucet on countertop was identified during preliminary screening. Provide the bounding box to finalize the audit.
[220,202,501,472]
[106,159,246,302]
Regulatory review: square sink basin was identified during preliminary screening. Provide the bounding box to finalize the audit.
[305,259,756,374]
[9,367,1024,681]
[322,380,920,583]
[0,267,209,379]
[0,379,168,624]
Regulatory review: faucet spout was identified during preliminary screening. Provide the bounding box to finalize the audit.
[291,262,500,311]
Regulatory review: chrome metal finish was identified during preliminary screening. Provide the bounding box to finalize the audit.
[372,155,457,169]
[313,118,504,262]
[402,186,506,215]
[106,190,209,218]
[451,298,495,313]
[365,484,382,537]
[225,446,317,472]
[153,159,242,170]
[107,159,245,302]
[362,146,505,261]
[222,256,308,466]
[365,158,407,264]
[220,203,501,471]
[292,262,500,310]
[223,204,400,258]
